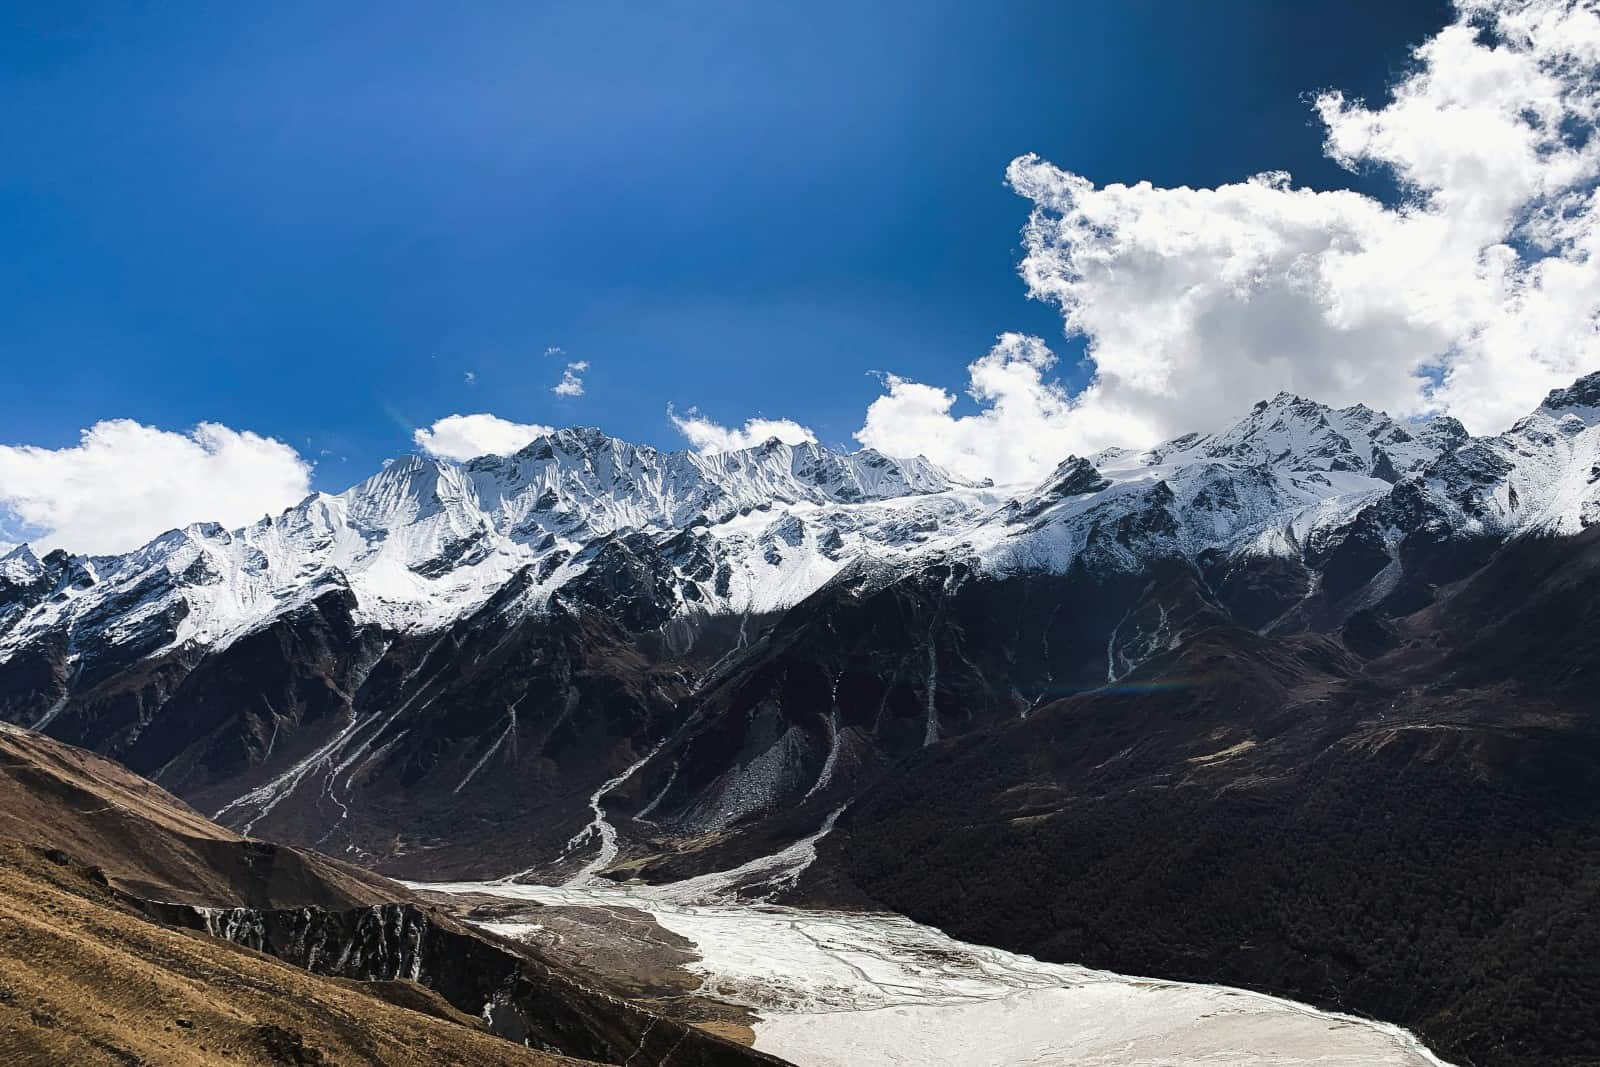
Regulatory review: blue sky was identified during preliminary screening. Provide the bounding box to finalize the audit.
[2,0,1455,497]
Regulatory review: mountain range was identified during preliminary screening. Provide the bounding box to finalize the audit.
[6,371,1600,1065]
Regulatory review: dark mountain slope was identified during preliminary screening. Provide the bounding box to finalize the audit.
[818,535,1600,1067]
[615,556,1227,881]
[88,582,699,880]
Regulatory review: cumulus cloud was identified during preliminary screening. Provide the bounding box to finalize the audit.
[0,421,313,555]
[553,361,588,397]
[1006,0,1600,441]
[852,0,1600,483]
[668,405,818,453]
[413,413,554,461]
[856,333,1132,484]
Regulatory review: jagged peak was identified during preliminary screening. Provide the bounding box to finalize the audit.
[431,424,967,504]
[1249,390,1334,419]
[0,543,43,584]
[39,548,73,568]
[0,543,37,566]
[1415,415,1468,450]
[9,372,1600,679]
[1037,455,1110,498]
[544,425,644,457]
[1134,386,1469,482]
[1539,369,1600,413]
[355,453,456,490]
[1250,390,1324,413]
[183,521,229,540]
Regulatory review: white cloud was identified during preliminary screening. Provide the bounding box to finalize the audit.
[852,0,1600,484]
[0,421,313,555]
[1002,0,1600,444]
[553,361,588,397]
[856,333,1131,484]
[668,405,818,453]
[413,413,554,461]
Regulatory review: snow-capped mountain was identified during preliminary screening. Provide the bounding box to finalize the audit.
[5,374,1600,1067]
[6,380,1574,682]
[1399,372,1600,537]
[0,431,980,664]
[2,373,1600,877]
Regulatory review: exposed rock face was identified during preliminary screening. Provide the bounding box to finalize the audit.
[814,529,1600,1067]
[0,842,574,1067]
[150,900,780,1067]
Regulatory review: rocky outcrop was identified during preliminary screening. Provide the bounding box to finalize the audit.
[149,900,782,1066]
[0,721,783,1067]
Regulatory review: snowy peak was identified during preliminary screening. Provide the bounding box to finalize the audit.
[8,372,1600,672]
[1413,416,1469,455]
[1413,369,1600,537]
[689,438,966,504]
[1140,392,1441,481]
[457,430,968,547]
[985,393,1473,578]
[1003,456,1112,527]
[1036,456,1111,499]
[337,455,489,534]
[0,545,44,587]
[0,429,981,664]
[1539,370,1600,417]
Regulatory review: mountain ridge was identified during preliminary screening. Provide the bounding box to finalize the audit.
[4,376,1598,864]
[5,373,1600,1066]
[1,382,1548,682]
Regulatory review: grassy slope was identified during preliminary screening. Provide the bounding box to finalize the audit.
[0,843,581,1067]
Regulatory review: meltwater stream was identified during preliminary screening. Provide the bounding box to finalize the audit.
[415,873,1453,1067]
